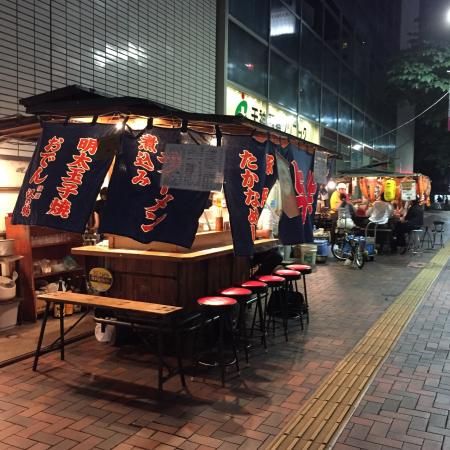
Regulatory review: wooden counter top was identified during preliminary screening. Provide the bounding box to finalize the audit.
[72,238,278,262]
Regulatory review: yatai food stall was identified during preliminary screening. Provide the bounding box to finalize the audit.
[4,86,334,315]
[335,170,431,211]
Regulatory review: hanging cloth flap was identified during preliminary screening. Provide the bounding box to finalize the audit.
[223,135,277,257]
[278,144,318,245]
[12,123,116,232]
[101,128,209,246]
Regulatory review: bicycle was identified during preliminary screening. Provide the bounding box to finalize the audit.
[331,228,366,269]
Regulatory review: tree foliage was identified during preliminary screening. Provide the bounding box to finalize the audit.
[387,40,450,191]
[388,40,450,99]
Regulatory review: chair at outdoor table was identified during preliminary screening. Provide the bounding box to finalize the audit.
[194,296,240,386]
[420,225,433,250]
[432,221,445,248]
[403,228,423,255]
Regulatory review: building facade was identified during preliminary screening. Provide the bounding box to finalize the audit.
[0,0,217,158]
[0,1,408,166]
[220,0,402,171]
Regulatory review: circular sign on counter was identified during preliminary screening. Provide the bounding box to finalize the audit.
[89,267,113,293]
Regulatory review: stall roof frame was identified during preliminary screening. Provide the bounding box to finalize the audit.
[0,85,339,158]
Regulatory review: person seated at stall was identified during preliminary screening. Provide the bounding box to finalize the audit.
[392,199,424,252]
[367,193,393,226]
[93,187,108,233]
[330,183,348,211]
[317,184,329,212]
[337,193,356,230]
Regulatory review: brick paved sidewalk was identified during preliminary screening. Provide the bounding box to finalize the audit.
[0,219,446,449]
[335,254,450,450]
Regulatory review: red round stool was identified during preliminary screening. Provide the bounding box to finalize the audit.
[274,269,303,330]
[196,296,240,386]
[241,280,268,350]
[257,275,290,341]
[220,287,253,363]
[286,264,312,322]
[257,274,285,286]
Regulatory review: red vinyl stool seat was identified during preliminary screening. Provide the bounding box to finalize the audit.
[257,275,285,287]
[286,264,312,274]
[197,296,237,307]
[241,280,267,293]
[274,269,301,280]
[195,296,239,386]
[220,287,252,298]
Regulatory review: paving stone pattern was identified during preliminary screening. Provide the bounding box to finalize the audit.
[335,255,450,450]
[0,215,446,449]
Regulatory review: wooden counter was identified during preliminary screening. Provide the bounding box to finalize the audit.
[72,239,277,311]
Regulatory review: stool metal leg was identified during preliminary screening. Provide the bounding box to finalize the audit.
[218,315,225,386]
[302,276,309,323]
[238,301,249,364]
[256,294,267,350]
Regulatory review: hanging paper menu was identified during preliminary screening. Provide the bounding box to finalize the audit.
[401,181,416,201]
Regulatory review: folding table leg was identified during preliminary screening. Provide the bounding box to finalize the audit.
[59,302,65,361]
[175,327,186,388]
[33,301,50,371]
[157,323,164,391]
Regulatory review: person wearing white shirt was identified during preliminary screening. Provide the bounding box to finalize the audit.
[367,193,393,225]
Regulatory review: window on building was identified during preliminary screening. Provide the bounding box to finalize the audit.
[338,99,352,137]
[230,0,269,39]
[338,134,351,156]
[324,8,340,52]
[364,118,376,145]
[322,127,338,153]
[302,0,323,36]
[352,108,364,142]
[353,32,368,78]
[341,19,353,66]
[299,70,320,122]
[270,0,299,62]
[321,87,338,130]
[353,77,365,110]
[228,23,268,97]
[269,51,298,112]
[323,47,339,91]
[301,25,322,78]
[340,63,353,101]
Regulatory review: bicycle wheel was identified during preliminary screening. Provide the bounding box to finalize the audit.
[331,236,347,261]
[354,247,365,269]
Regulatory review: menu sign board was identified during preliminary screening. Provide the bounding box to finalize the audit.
[161,144,225,192]
[313,150,328,185]
[401,181,417,201]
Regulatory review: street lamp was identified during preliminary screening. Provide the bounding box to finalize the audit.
[447,8,450,24]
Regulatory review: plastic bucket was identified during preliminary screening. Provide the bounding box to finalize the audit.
[314,239,328,256]
[314,239,328,264]
[0,298,19,330]
[300,244,317,266]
